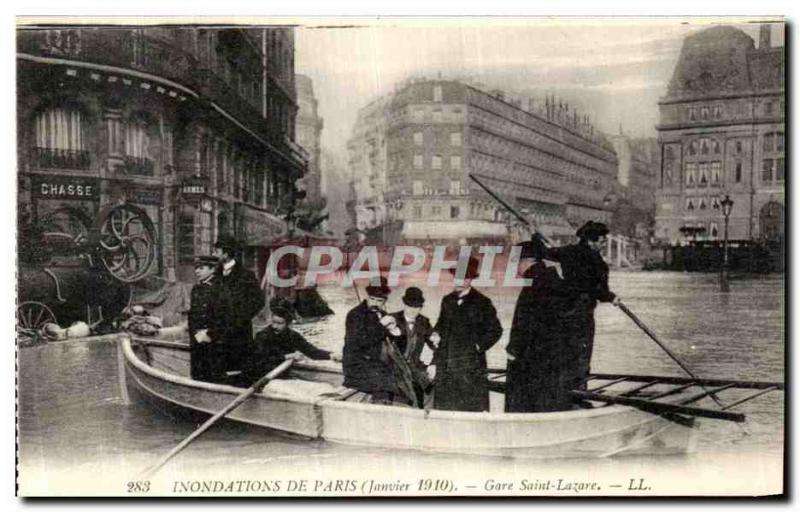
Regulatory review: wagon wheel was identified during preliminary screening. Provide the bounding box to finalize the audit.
[16,301,57,344]
[96,204,157,283]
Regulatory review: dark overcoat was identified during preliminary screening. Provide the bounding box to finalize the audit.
[342,301,402,395]
[433,288,503,412]
[217,262,265,371]
[505,263,573,412]
[243,326,331,384]
[537,240,616,388]
[391,312,434,403]
[188,278,227,383]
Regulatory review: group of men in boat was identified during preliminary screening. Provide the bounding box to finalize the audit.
[188,221,617,413]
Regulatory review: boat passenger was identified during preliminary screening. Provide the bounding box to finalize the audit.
[432,257,503,412]
[213,234,265,378]
[505,241,573,412]
[388,287,436,408]
[530,221,620,394]
[188,255,227,384]
[342,277,410,405]
[244,305,341,386]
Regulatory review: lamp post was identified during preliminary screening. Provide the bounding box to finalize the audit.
[720,194,734,292]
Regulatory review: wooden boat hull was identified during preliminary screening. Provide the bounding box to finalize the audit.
[119,337,697,459]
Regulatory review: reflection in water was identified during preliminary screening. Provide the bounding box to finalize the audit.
[17,272,784,494]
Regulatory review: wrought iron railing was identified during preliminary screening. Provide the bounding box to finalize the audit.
[30,147,91,170]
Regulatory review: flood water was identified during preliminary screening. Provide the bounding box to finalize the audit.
[17,271,785,496]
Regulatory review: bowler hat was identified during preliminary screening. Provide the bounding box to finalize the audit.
[401,287,425,307]
[365,276,391,298]
[576,221,609,241]
[193,255,219,267]
[214,234,240,254]
[449,256,481,280]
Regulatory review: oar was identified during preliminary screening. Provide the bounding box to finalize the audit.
[615,300,749,433]
[140,359,294,478]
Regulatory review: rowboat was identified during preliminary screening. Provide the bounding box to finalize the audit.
[118,334,782,459]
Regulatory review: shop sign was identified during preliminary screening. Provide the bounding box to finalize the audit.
[31,175,99,201]
[181,176,208,196]
[128,186,163,206]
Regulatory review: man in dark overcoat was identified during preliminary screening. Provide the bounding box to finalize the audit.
[432,257,503,412]
[531,221,619,392]
[213,234,266,376]
[188,255,226,383]
[390,287,435,408]
[505,242,572,412]
[342,277,407,404]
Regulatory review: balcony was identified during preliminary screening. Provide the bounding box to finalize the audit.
[123,155,155,176]
[30,147,91,170]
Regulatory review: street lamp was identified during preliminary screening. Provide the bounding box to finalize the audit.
[720,194,734,292]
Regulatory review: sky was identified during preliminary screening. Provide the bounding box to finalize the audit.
[295,18,783,163]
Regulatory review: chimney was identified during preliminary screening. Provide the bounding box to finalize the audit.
[760,24,771,49]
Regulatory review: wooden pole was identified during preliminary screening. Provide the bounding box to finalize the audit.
[140,359,294,478]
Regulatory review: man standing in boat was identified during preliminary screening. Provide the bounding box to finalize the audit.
[505,241,573,412]
[213,234,266,380]
[244,302,341,386]
[530,221,620,393]
[389,287,436,408]
[431,257,503,412]
[342,277,409,405]
[188,255,226,383]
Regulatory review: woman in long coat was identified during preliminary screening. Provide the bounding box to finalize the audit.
[505,253,573,413]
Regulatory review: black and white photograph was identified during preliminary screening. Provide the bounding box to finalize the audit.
[14,15,785,497]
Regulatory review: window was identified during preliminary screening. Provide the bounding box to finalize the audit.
[762,159,773,182]
[33,107,89,169]
[689,140,698,156]
[125,118,150,159]
[432,155,442,170]
[735,161,742,183]
[413,206,422,218]
[698,163,709,187]
[431,206,442,216]
[433,110,443,122]
[414,132,423,146]
[434,85,442,102]
[685,163,697,187]
[711,197,721,210]
[710,222,719,238]
[701,106,710,120]
[776,133,784,152]
[776,158,785,181]
[413,154,423,169]
[735,140,743,154]
[686,198,695,211]
[413,180,423,195]
[699,198,707,210]
[449,180,461,195]
[765,101,774,115]
[688,107,697,121]
[450,132,462,146]
[450,206,460,219]
[413,108,424,121]
[763,133,775,152]
[450,155,461,170]
[710,161,721,185]
[713,106,723,119]
[701,139,709,155]
[712,140,721,154]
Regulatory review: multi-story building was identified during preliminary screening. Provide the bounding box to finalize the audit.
[295,74,323,202]
[347,96,390,233]
[348,78,618,245]
[655,24,785,246]
[17,25,307,281]
[609,135,659,238]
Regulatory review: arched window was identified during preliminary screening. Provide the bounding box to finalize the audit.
[33,107,89,169]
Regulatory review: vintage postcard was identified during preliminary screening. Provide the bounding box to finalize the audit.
[15,16,785,497]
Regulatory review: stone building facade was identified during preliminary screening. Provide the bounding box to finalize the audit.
[17,26,307,282]
[295,74,324,202]
[347,79,618,245]
[655,24,784,245]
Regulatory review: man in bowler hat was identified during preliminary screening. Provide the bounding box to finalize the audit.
[389,287,436,408]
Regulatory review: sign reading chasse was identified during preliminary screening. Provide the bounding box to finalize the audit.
[32,175,99,200]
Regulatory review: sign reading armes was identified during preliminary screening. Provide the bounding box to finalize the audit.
[32,175,99,200]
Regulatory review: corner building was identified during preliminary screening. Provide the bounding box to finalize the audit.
[17,26,307,281]
[353,79,618,245]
